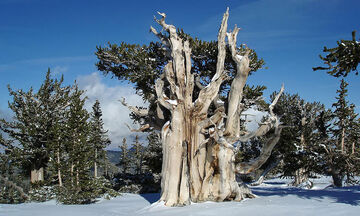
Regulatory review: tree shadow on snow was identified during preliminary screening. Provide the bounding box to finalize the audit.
[261,181,285,185]
[140,193,161,204]
[252,185,360,206]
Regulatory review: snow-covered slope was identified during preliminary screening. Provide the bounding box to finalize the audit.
[1,177,359,216]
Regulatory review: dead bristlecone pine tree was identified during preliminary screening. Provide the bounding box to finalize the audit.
[120,9,284,206]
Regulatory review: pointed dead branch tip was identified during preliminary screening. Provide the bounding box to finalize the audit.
[150,26,157,34]
[119,97,149,117]
[269,84,285,117]
[157,11,166,19]
[154,11,166,26]
[219,8,229,32]
[125,123,150,132]
[228,25,240,38]
[119,97,127,106]
[233,25,240,34]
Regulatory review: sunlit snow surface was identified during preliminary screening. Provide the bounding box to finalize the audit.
[1,177,359,216]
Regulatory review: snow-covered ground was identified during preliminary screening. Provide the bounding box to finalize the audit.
[1,177,359,216]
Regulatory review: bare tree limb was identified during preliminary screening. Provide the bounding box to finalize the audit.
[164,62,178,97]
[269,84,285,117]
[125,123,150,132]
[235,85,285,174]
[119,97,149,117]
[155,76,173,111]
[195,75,223,108]
[150,26,170,48]
[250,157,281,186]
[235,84,285,142]
[154,12,175,34]
[224,26,251,137]
[199,106,225,129]
[236,124,283,174]
[194,8,229,114]
[184,40,195,106]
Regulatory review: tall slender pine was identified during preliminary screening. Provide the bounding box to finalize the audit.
[89,100,111,178]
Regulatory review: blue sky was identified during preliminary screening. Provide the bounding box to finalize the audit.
[0,0,359,146]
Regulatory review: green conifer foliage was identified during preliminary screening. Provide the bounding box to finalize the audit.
[89,100,111,178]
[131,135,143,175]
[332,79,353,153]
[0,150,29,203]
[0,69,69,183]
[57,85,93,204]
[312,79,360,187]
[314,31,360,77]
[1,70,117,204]
[272,93,324,184]
[143,131,162,174]
[118,138,130,174]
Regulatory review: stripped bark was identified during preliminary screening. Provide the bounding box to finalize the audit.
[121,9,284,206]
[251,158,281,186]
[30,167,44,183]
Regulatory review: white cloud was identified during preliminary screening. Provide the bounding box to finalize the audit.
[77,72,147,150]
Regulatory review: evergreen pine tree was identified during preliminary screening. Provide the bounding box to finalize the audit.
[57,84,94,204]
[1,71,118,203]
[89,100,111,178]
[118,138,130,174]
[131,135,143,175]
[0,134,29,203]
[347,109,360,155]
[271,92,325,186]
[332,79,352,153]
[0,69,69,184]
[316,79,360,187]
[143,132,162,174]
[56,84,118,204]
[41,74,72,188]
[313,31,360,77]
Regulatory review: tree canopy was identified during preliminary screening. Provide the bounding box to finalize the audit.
[313,31,360,77]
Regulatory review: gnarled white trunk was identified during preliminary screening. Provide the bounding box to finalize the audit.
[123,9,284,206]
[30,167,44,183]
